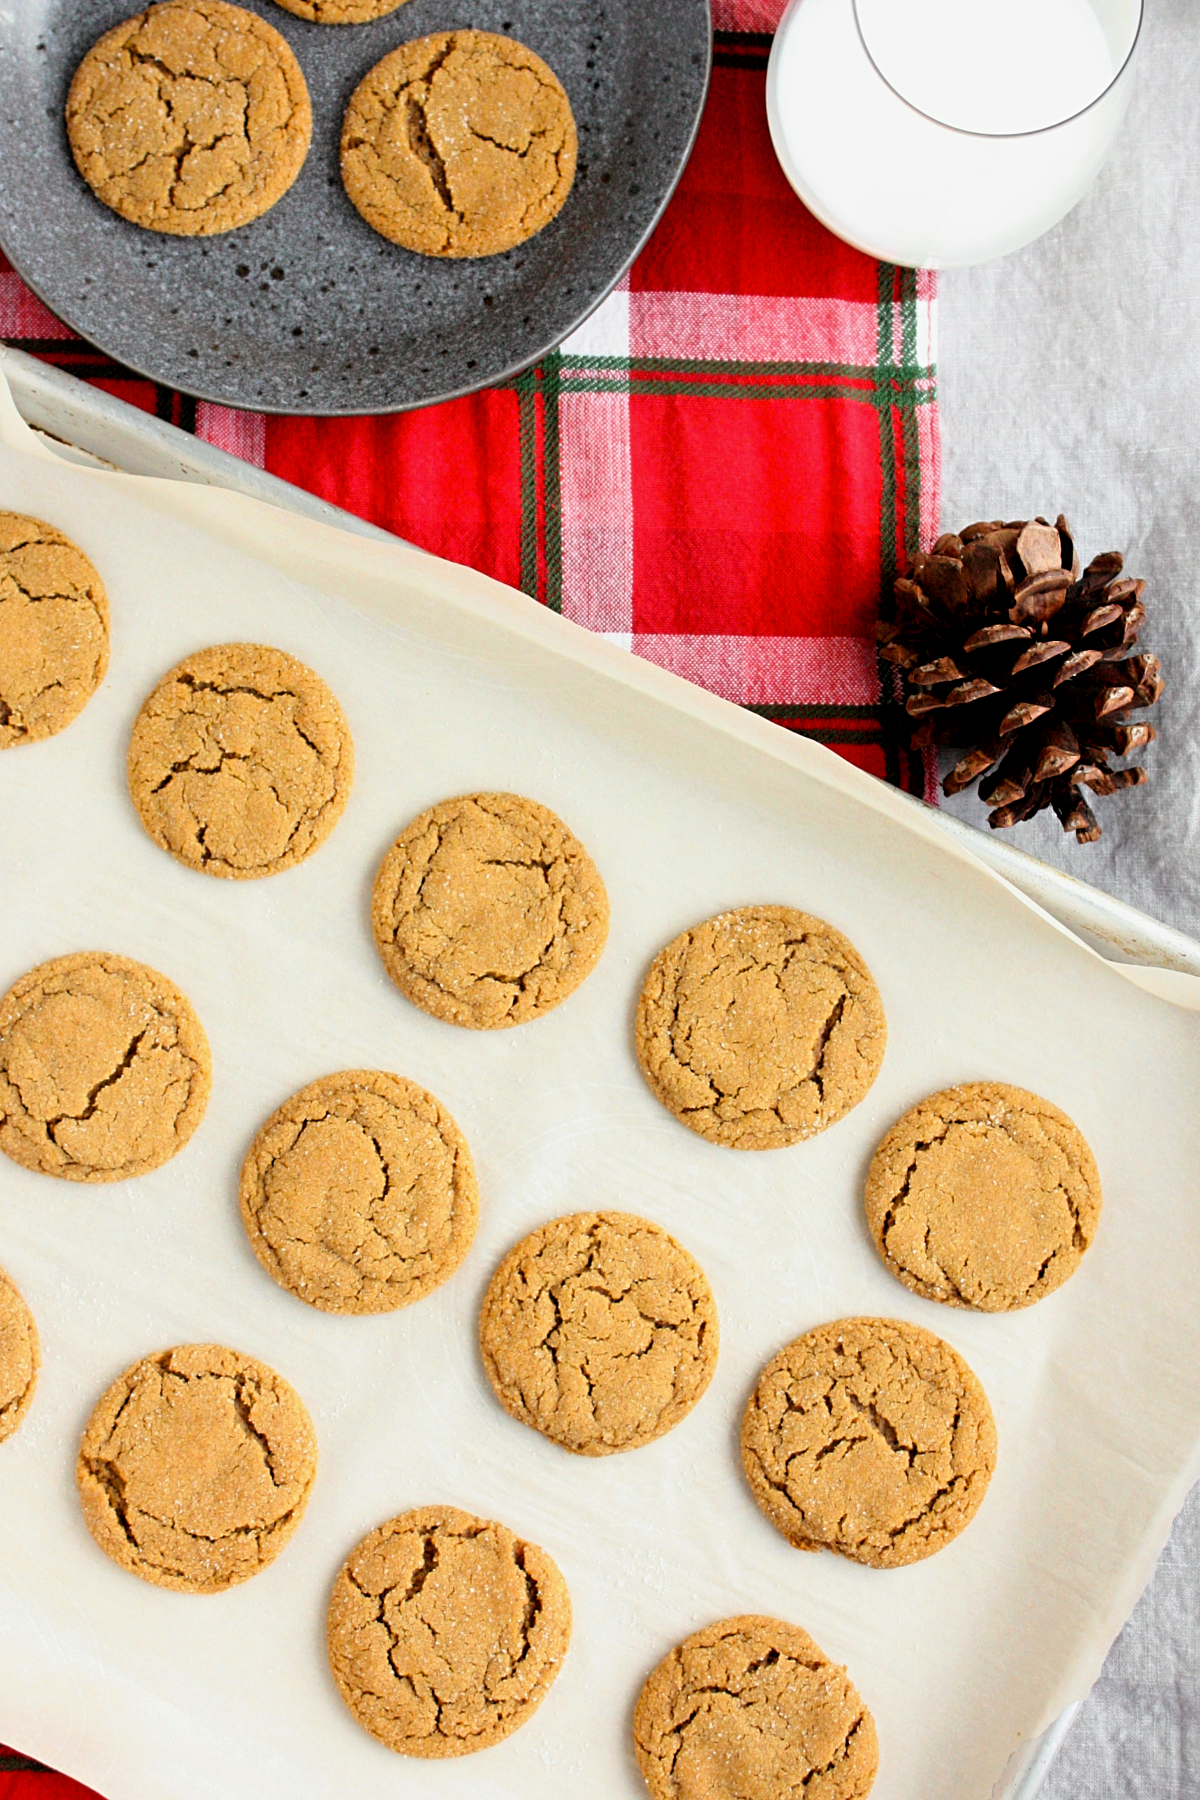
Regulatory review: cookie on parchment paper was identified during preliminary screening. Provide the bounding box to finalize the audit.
[0,511,109,748]
[327,1504,571,1756]
[741,1316,996,1569]
[239,1069,479,1314]
[635,905,886,1150]
[341,31,576,258]
[66,1,311,237]
[865,1081,1101,1311]
[0,1266,39,1444]
[77,1343,317,1592]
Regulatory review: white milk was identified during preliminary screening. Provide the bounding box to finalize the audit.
[767,0,1141,267]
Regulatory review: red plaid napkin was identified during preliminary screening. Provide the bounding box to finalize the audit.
[0,5,938,1793]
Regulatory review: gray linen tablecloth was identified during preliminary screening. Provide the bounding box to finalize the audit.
[938,2,1200,1789]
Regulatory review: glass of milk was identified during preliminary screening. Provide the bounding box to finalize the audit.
[766,0,1143,267]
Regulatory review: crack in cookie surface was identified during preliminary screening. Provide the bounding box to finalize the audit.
[0,951,211,1182]
[0,512,109,747]
[327,1505,570,1757]
[741,1317,996,1569]
[239,1069,479,1314]
[340,31,577,258]
[634,1614,879,1800]
[127,642,354,879]
[479,1211,719,1455]
[76,1344,317,1592]
[66,0,312,237]
[635,906,886,1150]
[371,791,608,1029]
[865,1082,1102,1311]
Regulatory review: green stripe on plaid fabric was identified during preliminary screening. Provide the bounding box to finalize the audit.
[0,1753,45,1771]
[747,702,888,747]
[712,30,772,69]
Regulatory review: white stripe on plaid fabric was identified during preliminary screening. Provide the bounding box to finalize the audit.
[194,403,266,467]
[560,289,633,634]
[629,291,935,367]
[625,634,879,704]
[713,0,787,28]
[0,273,73,340]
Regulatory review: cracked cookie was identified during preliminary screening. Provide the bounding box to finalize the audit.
[635,905,886,1150]
[0,1266,40,1444]
[0,951,211,1183]
[327,1504,571,1756]
[371,792,608,1029]
[66,1,311,237]
[274,0,408,19]
[77,1343,317,1591]
[341,31,577,258]
[239,1069,478,1314]
[479,1211,719,1456]
[127,642,354,879]
[634,1614,879,1800]
[865,1083,1101,1312]
[742,1317,996,1569]
[0,512,110,748]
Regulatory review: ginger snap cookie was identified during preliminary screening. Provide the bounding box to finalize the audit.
[742,1317,996,1569]
[328,1504,571,1757]
[127,642,353,879]
[634,1615,879,1800]
[0,1267,40,1444]
[865,1082,1101,1312]
[0,512,109,748]
[274,0,406,19]
[480,1211,719,1456]
[636,906,886,1151]
[371,792,608,1030]
[0,952,211,1183]
[239,1069,478,1314]
[78,1343,317,1592]
[66,1,311,238]
[341,31,577,259]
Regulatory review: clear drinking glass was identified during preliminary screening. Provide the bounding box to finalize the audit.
[766,0,1143,268]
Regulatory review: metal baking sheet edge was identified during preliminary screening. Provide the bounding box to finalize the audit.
[2,340,1193,1800]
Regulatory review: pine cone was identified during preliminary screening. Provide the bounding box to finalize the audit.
[879,516,1163,844]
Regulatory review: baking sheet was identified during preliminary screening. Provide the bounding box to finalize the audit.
[2,373,1200,1800]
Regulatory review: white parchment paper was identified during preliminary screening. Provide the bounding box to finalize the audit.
[2,376,1200,1800]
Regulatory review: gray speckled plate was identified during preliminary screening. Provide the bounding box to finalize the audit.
[0,0,710,414]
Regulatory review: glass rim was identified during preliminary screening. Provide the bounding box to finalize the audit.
[849,0,1145,140]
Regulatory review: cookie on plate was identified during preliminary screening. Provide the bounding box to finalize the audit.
[0,951,211,1183]
[66,0,311,237]
[479,1211,718,1456]
[341,31,577,258]
[0,1266,40,1444]
[127,642,354,879]
[77,1343,317,1592]
[371,792,608,1029]
[741,1316,996,1568]
[327,1504,571,1756]
[634,1615,878,1800]
[635,905,886,1150]
[239,1069,479,1314]
[0,512,109,748]
[865,1082,1101,1311]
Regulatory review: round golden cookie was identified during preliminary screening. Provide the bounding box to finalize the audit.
[0,512,109,748]
[371,792,609,1030]
[66,1,312,238]
[127,642,354,879]
[239,1069,479,1314]
[865,1082,1102,1312]
[479,1211,719,1457]
[341,31,577,259]
[635,906,886,1151]
[274,0,406,18]
[77,1343,317,1592]
[0,951,211,1183]
[634,1615,879,1800]
[327,1504,571,1757]
[741,1316,996,1569]
[0,1266,40,1444]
